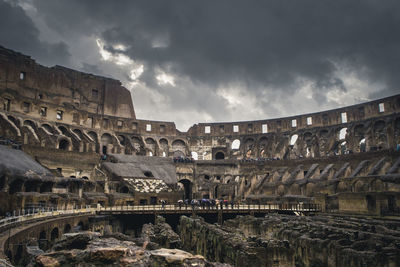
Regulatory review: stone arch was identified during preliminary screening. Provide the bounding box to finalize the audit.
[215,151,225,160]
[64,224,72,234]
[58,138,70,150]
[178,179,192,200]
[7,115,19,127]
[231,139,240,150]
[131,136,145,155]
[244,138,255,158]
[101,133,113,154]
[159,138,169,155]
[9,179,23,194]
[172,139,186,157]
[87,131,99,153]
[145,138,156,155]
[258,136,269,157]
[23,119,36,129]
[117,135,126,146]
[50,227,59,241]
[58,125,69,135]
[41,123,53,134]
[73,129,84,139]
[290,134,298,145]
[353,180,365,192]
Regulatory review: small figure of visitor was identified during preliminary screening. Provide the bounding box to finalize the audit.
[177,200,183,209]
[161,199,166,209]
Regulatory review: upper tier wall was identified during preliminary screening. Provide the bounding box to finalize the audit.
[0,45,135,119]
[187,94,400,136]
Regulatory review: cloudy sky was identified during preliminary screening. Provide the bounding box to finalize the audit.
[1,0,399,131]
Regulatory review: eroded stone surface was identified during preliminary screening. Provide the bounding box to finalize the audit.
[30,231,230,267]
[179,215,400,267]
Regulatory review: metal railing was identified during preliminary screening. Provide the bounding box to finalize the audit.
[0,206,96,230]
[0,203,320,231]
[97,203,321,212]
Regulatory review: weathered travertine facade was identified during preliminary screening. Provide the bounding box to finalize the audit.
[1,45,400,215]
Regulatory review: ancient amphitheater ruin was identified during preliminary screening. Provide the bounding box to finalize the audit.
[0,45,399,266]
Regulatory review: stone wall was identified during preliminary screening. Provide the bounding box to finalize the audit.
[179,215,400,267]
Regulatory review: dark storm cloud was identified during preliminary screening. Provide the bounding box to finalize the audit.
[31,0,400,95]
[2,0,400,129]
[0,0,70,67]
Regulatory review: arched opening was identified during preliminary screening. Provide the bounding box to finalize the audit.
[214,185,218,198]
[23,120,36,129]
[118,135,126,146]
[7,115,19,127]
[58,126,69,135]
[290,134,298,145]
[143,171,154,177]
[88,131,98,142]
[40,182,53,193]
[64,224,71,234]
[215,152,225,160]
[41,124,53,134]
[120,186,129,193]
[339,128,347,140]
[179,179,192,200]
[38,230,47,250]
[58,139,70,150]
[359,138,366,152]
[173,150,185,158]
[231,139,240,150]
[25,181,37,192]
[172,139,186,157]
[77,221,84,231]
[15,244,23,265]
[366,195,376,211]
[191,151,198,160]
[9,179,23,194]
[50,227,59,241]
[102,145,107,154]
[73,129,84,139]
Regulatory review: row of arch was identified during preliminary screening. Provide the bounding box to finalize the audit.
[2,113,399,160]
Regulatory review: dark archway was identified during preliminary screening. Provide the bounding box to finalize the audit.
[102,145,107,154]
[179,179,192,200]
[58,139,69,150]
[215,152,225,160]
[50,227,59,241]
[64,224,72,234]
[9,179,23,194]
[38,230,47,250]
[366,195,376,211]
[120,186,129,193]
